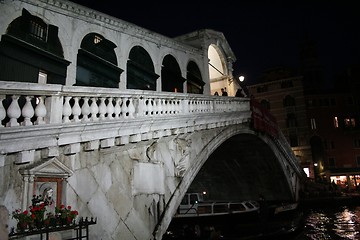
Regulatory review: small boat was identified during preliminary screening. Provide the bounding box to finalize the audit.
[274,202,298,215]
[175,192,260,218]
[164,193,261,239]
[164,193,304,240]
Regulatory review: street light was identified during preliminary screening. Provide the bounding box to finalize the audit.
[239,76,245,82]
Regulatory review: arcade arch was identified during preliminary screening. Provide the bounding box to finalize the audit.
[208,44,230,96]
[76,33,122,88]
[161,55,185,92]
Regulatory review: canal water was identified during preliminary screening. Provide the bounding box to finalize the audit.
[292,204,360,240]
[163,203,360,240]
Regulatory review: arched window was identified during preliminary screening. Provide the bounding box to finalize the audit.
[161,55,185,92]
[186,61,204,94]
[260,99,270,110]
[127,46,158,90]
[76,33,123,88]
[283,95,296,107]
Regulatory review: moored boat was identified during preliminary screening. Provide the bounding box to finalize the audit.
[163,193,304,240]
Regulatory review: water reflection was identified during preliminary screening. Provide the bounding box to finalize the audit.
[301,206,360,240]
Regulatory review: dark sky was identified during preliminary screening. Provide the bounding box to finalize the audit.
[68,0,359,85]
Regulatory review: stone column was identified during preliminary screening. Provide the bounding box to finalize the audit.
[0,205,9,240]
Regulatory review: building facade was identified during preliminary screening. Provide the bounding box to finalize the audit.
[248,65,360,191]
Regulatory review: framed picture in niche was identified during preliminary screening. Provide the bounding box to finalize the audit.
[33,177,63,207]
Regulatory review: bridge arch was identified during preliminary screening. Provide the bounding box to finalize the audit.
[153,125,300,239]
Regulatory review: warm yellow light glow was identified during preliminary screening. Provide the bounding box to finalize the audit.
[239,76,245,82]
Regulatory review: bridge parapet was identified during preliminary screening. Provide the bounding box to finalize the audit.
[0,82,251,163]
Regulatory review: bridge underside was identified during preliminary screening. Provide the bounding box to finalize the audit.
[189,133,292,202]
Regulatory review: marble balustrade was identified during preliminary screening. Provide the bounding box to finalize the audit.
[0,82,251,163]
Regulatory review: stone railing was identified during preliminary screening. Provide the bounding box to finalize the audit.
[0,82,251,163]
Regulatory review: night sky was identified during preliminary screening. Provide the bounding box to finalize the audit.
[68,0,359,86]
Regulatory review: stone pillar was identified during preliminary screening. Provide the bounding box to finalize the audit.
[22,175,35,210]
[0,205,9,240]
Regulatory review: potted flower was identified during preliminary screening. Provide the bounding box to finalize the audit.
[55,204,79,225]
[29,202,46,229]
[12,209,33,232]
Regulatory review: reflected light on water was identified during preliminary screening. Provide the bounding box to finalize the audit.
[304,207,360,240]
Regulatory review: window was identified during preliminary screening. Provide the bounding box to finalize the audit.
[357,156,360,166]
[287,113,297,128]
[283,95,296,107]
[330,140,335,149]
[328,157,335,167]
[344,117,356,128]
[260,99,270,110]
[323,140,328,149]
[334,117,339,128]
[289,134,298,147]
[354,139,360,148]
[310,118,316,130]
[29,19,47,41]
[257,85,268,93]
[281,80,293,88]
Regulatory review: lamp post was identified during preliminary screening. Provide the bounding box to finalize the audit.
[237,75,247,97]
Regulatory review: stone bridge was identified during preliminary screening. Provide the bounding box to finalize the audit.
[0,1,306,239]
[0,83,306,239]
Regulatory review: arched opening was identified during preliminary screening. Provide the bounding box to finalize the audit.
[0,8,68,84]
[189,134,291,201]
[186,61,204,94]
[127,46,158,90]
[161,55,185,92]
[208,44,228,96]
[76,33,123,88]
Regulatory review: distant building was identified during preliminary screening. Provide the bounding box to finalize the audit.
[247,67,314,179]
[248,64,360,191]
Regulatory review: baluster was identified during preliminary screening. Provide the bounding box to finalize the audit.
[81,97,90,122]
[98,97,106,120]
[171,99,176,115]
[128,97,135,118]
[72,97,81,122]
[106,97,114,120]
[6,95,21,127]
[147,98,153,116]
[162,99,168,115]
[114,98,121,119]
[63,96,72,123]
[90,97,99,121]
[153,98,158,115]
[191,100,195,113]
[35,96,47,125]
[135,97,144,118]
[21,96,34,126]
[157,99,163,116]
[170,99,175,114]
[168,99,172,115]
[121,97,129,119]
[200,100,205,112]
[176,99,182,114]
[0,96,5,127]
